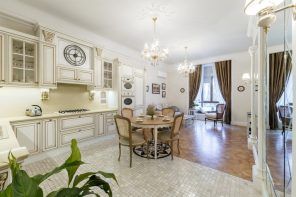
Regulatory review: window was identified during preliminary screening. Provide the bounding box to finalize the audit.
[195,63,224,112]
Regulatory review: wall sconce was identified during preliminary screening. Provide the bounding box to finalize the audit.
[89,90,95,101]
[242,73,259,91]
[242,73,251,84]
[41,89,50,101]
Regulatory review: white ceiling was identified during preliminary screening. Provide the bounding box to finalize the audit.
[19,0,286,64]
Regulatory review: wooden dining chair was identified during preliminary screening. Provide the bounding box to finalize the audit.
[114,115,149,167]
[205,104,226,126]
[162,108,175,117]
[158,113,184,160]
[121,108,133,120]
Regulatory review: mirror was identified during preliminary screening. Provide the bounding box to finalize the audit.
[266,0,293,196]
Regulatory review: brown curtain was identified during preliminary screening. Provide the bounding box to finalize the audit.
[215,60,232,124]
[269,52,292,129]
[189,65,202,108]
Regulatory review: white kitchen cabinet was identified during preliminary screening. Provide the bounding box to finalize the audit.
[60,127,95,146]
[13,121,40,154]
[0,34,4,84]
[57,66,76,82]
[57,66,94,85]
[94,57,103,89]
[9,36,38,85]
[40,44,56,87]
[43,119,57,151]
[102,60,113,89]
[77,70,93,84]
[96,113,105,136]
[134,73,145,107]
[104,111,117,135]
[60,114,95,130]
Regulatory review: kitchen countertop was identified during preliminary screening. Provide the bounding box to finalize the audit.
[2,108,118,123]
[0,108,118,170]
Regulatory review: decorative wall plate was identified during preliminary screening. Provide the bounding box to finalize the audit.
[180,88,185,93]
[63,45,86,66]
[237,85,245,92]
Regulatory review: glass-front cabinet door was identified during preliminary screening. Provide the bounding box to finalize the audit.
[103,60,113,89]
[10,37,37,85]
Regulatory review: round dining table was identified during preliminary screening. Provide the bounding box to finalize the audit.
[131,116,174,159]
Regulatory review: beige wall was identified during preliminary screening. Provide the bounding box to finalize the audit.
[145,66,167,106]
[0,84,115,118]
[167,50,252,126]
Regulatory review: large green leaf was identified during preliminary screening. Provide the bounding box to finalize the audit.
[0,185,12,197]
[11,170,43,197]
[72,171,117,187]
[33,160,84,184]
[72,172,95,187]
[7,152,21,178]
[65,139,82,186]
[47,187,82,197]
[97,171,118,185]
[82,175,112,197]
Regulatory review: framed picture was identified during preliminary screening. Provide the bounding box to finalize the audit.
[162,83,166,90]
[162,91,166,98]
[146,85,149,93]
[152,83,160,94]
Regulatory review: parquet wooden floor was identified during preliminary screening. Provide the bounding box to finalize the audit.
[173,120,254,180]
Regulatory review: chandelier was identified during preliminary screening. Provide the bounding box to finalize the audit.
[177,47,195,75]
[141,17,168,66]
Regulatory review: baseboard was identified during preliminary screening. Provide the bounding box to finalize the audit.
[231,121,247,127]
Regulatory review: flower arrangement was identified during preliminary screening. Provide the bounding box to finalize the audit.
[146,105,156,119]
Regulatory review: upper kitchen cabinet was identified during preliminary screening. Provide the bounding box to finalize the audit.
[102,59,113,89]
[92,47,103,90]
[8,36,38,86]
[56,37,94,86]
[38,28,57,88]
[0,33,4,85]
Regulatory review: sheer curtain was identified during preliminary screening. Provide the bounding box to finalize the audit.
[195,63,225,111]
[212,65,225,103]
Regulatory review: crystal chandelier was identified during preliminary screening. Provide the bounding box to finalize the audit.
[177,47,195,75]
[141,17,169,66]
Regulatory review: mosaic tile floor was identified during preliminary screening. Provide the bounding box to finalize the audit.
[23,137,261,197]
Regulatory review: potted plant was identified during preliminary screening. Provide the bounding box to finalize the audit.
[0,139,117,197]
[146,105,156,120]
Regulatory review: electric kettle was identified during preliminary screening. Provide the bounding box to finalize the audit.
[25,105,42,117]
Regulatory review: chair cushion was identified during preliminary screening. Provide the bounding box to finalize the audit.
[119,132,146,146]
[158,131,179,142]
[205,113,217,119]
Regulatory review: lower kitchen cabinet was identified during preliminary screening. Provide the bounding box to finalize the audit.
[43,119,58,151]
[10,110,118,156]
[104,111,117,135]
[12,121,41,154]
[60,126,95,146]
[96,113,105,136]
[106,122,116,135]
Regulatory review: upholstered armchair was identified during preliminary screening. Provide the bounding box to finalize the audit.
[114,115,149,167]
[158,113,184,160]
[205,104,226,126]
[278,105,293,130]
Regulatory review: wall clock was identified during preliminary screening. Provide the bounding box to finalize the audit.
[63,45,86,66]
[237,85,245,92]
